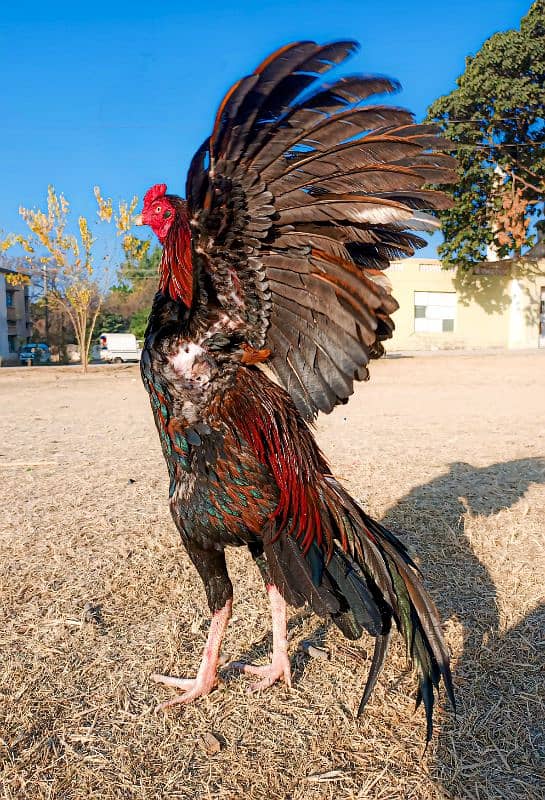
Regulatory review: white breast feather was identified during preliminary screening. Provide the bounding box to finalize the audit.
[170,343,204,377]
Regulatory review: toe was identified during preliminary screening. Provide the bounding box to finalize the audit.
[151,674,196,690]
[155,692,197,712]
[231,662,270,677]
[153,676,218,711]
[248,676,275,693]
[155,695,184,712]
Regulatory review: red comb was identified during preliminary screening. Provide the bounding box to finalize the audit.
[144,183,167,206]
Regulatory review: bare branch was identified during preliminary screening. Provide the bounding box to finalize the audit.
[503,165,544,197]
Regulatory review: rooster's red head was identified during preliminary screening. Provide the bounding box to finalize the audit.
[135,183,176,243]
[135,183,193,305]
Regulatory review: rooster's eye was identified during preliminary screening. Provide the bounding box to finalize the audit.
[155,205,162,213]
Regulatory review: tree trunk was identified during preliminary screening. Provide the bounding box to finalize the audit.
[80,311,88,374]
[85,306,101,372]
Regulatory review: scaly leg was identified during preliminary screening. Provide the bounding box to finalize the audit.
[232,584,292,692]
[153,540,233,711]
[152,598,232,710]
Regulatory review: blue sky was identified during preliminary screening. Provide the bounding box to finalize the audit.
[0,0,532,263]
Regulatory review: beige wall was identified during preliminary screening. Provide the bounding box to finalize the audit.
[386,258,545,352]
[510,270,545,349]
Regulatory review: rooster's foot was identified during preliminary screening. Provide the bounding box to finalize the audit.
[231,650,292,693]
[150,672,218,710]
[151,600,232,712]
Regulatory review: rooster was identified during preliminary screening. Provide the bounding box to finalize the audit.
[135,40,456,739]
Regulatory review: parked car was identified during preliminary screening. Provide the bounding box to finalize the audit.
[19,343,51,365]
[92,332,141,363]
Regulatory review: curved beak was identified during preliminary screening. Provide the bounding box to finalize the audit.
[133,214,143,226]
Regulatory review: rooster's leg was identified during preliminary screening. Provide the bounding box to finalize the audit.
[152,543,233,711]
[151,598,232,710]
[233,584,292,692]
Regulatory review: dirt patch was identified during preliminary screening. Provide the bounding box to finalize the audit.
[1,354,544,799]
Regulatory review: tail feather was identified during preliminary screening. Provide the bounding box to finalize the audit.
[349,509,453,740]
[266,475,454,741]
[357,629,392,717]
[326,543,383,636]
[267,533,341,617]
[336,494,455,740]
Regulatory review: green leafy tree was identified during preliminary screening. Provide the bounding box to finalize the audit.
[95,309,128,335]
[97,245,161,340]
[129,307,150,340]
[118,243,162,288]
[427,0,545,270]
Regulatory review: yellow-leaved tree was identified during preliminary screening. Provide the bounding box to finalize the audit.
[1,186,148,372]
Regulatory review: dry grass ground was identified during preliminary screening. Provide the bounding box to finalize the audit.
[1,351,544,800]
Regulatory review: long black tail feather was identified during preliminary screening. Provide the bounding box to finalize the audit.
[357,629,392,717]
[265,477,455,741]
[349,510,455,740]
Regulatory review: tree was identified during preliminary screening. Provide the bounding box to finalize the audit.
[96,244,161,341]
[30,296,73,361]
[1,186,147,372]
[427,0,545,270]
[128,307,150,340]
[117,239,161,288]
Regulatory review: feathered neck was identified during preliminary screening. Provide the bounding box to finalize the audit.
[159,202,194,308]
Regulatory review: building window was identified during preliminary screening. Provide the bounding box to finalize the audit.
[414,291,456,333]
[6,290,15,308]
[418,263,442,273]
[8,335,17,353]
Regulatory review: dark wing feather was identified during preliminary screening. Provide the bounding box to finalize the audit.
[186,40,456,419]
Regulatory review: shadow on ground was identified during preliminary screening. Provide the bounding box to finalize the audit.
[381,457,545,799]
[223,457,544,797]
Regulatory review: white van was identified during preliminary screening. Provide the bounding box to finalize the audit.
[93,332,141,363]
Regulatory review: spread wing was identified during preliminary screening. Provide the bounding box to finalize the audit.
[186,40,456,420]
